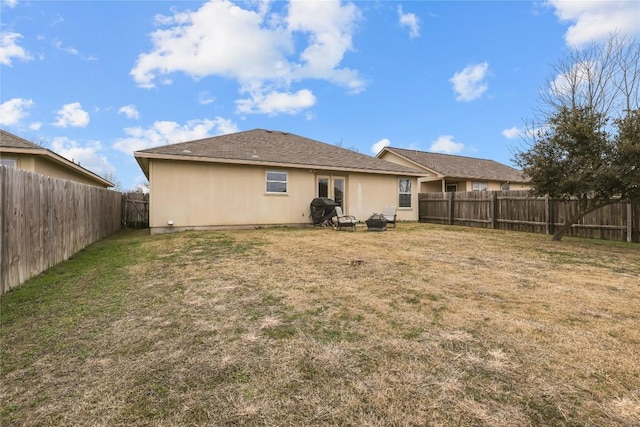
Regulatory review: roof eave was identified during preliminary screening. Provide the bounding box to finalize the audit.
[133,151,426,177]
[1,147,114,187]
[443,174,529,182]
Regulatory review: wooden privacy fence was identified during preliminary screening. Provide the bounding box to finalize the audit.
[1,167,122,295]
[121,191,149,229]
[419,190,639,243]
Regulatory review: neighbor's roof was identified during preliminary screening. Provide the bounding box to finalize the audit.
[379,147,528,182]
[0,129,114,187]
[134,129,425,177]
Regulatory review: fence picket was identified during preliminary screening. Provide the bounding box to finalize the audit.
[419,190,638,243]
[1,167,122,295]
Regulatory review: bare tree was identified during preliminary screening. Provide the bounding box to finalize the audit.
[516,33,640,241]
[540,33,639,118]
[101,172,123,192]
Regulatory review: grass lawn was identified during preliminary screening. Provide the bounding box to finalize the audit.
[1,224,639,426]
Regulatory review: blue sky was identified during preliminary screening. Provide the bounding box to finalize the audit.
[1,0,639,190]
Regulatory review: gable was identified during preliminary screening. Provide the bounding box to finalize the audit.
[379,147,527,183]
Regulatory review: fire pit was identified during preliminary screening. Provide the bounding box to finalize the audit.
[366,213,388,231]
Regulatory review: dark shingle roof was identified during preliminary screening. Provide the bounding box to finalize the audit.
[0,129,42,149]
[382,147,527,182]
[135,129,424,175]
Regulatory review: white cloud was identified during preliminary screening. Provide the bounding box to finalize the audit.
[198,91,214,105]
[449,62,489,102]
[53,102,90,128]
[52,39,79,56]
[286,0,363,91]
[130,0,364,115]
[118,105,140,119]
[1,32,33,66]
[549,59,597,98]
[371,138,390,154]
[3,0,19,8]
[398,6,420,39]
[0,98,34,126]
[236,88,316,115]
[547,0,640,48]
[429,135,464,154]
[112,117,239,154]
[50,137,116,177]
[502,127,523,139]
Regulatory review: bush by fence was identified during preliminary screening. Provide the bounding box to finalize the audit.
[1,167,122,295]
[419,190,639,243]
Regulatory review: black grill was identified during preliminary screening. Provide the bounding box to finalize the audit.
[310,197,337,226]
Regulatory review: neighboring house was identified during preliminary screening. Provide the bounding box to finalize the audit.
[377,147,530,193]
[134,129,425,233]
[0,129,113,188]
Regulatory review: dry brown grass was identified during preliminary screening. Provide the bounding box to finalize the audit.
[2,224,639,426]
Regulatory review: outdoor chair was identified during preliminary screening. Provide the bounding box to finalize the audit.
[381,206,397,228]
[334,206,358,231]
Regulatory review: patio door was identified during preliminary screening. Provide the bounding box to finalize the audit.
[317,176,345,208]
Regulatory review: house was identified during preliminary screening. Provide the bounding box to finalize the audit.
[134,129,425,234]
[377,147,530,193]
[0,129,113,188]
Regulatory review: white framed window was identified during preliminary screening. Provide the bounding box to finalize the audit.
[399,178,412,208]
[472,181,488,191]
[266,170,287,193]
[501,183,510,191]
[0,158,16,168]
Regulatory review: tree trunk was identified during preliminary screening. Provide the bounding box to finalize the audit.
[552,199,615,241]
[553,215,579,241]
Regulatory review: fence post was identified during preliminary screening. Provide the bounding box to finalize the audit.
[628,202,633,243]
[635,203,640,243]
[545,195,551,235]
[448,192,454,225]
[491,192,498,229]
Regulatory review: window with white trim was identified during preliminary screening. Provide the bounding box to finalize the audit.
[399,178,412,208]
[472,181,488,191]
[0,159,16,168]
[266,171,287,193]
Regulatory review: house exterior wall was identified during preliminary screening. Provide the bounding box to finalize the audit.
[0,152,108,187]
[346,172,418,222]
[33,156,107,187]
[0,153,35,171]
[420,180,443,192]
[378,151,430,174]
[147,159,419,233]
[458,180,530,192]
[420,178,531,193]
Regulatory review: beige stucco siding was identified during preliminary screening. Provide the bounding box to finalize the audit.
[1,153,35,171]
[459,180,530,191]
[149,160,316,228]
[1,153,108,187]
[347,172,418,222]
[420,179,530,193]
[420,180,444,192]
[147,159,419,231]
[378,151,426,173]
[33,157,104,187]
